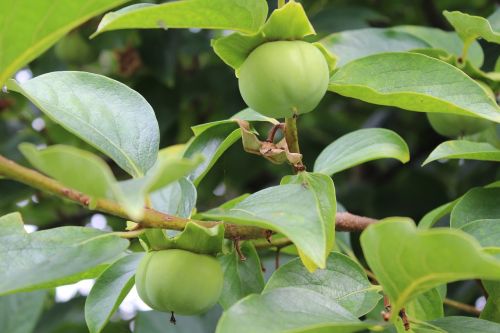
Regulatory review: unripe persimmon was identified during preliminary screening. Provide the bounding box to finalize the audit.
[135,249,223,315]
[427,113,490,138]
[238,41,329,119]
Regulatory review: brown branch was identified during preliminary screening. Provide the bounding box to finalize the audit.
[0,154,378,240]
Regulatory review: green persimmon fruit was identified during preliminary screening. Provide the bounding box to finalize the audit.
[54,33,96,65]
[427,113,491,138]
[135,249,223,315]
[238,41,329,119]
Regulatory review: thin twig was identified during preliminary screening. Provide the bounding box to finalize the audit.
[444,298,481,316]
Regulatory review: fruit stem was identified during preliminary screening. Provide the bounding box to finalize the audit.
[285,115,300,154]
[284,114,305,172]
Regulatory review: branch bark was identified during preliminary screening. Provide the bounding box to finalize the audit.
[0,154,378,239]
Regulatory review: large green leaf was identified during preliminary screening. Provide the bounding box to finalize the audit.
[426,316,500,332]
[85,253,143,333]
[19,143,196,220]
[216,287,381,333]
[329,52,500,123]
[460,219,500,248]
[183,121,241,186]
[0,0,127,86]
[392,25,484,67]
[0,212,129,295]
[320,28,428,67]
[0,291,46,333]
[314,128,409,176]
[320,26,484,68]
[202,182,333,269]
[265,253,381,317]
[281,172,336,271]
[218,242,265,309]
[423,140,500,165]
[443,10,500,48]
[360,218,500,317]
[8,71,159,177]
[450,187,500,229]
[19,143,117,200]
[93,0,268,38]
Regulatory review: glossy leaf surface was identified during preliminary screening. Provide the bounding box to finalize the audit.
[9,72,159,177]
[314,128,409,176]
[0,213,129,295]
[329,52,500,123]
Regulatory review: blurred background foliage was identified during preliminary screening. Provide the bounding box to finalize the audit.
[0,0,499,332]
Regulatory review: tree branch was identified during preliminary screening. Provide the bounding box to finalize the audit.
[0,154,378,239]
[444,298,481,316]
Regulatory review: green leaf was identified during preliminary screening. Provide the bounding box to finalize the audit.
[443,10,500,47]
[212,1,317,71]
[20,143,193,220]
[281,172,336,271]
[450,187,500,229]
[320,28,428,67]
[0,0,127,85]
[218,242,265,309]
[92,0,268,38]
[265,253,381,317]
[0,212,129,295]
[405,288,444,321]
[19,143,117,200]
[203,172,336,270]
[0,291,46,333]
[418,200,458,229]
[419,181,500,229]
[428,316,500,332]
[150,177,197,218]
[460,219,500,248]
[423,140,500,165]
[8,71,159,177]
[329,52,500,123]
[216,287,382,333]
[183,122,241,186]
[85,253,144,333]
[314,128,409,176]
[360,218,500,316]
[118,148,202,218]
[481,280,500,323]
[320,26,484,68]
[231,108,279,125]
[392,25,484,67]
